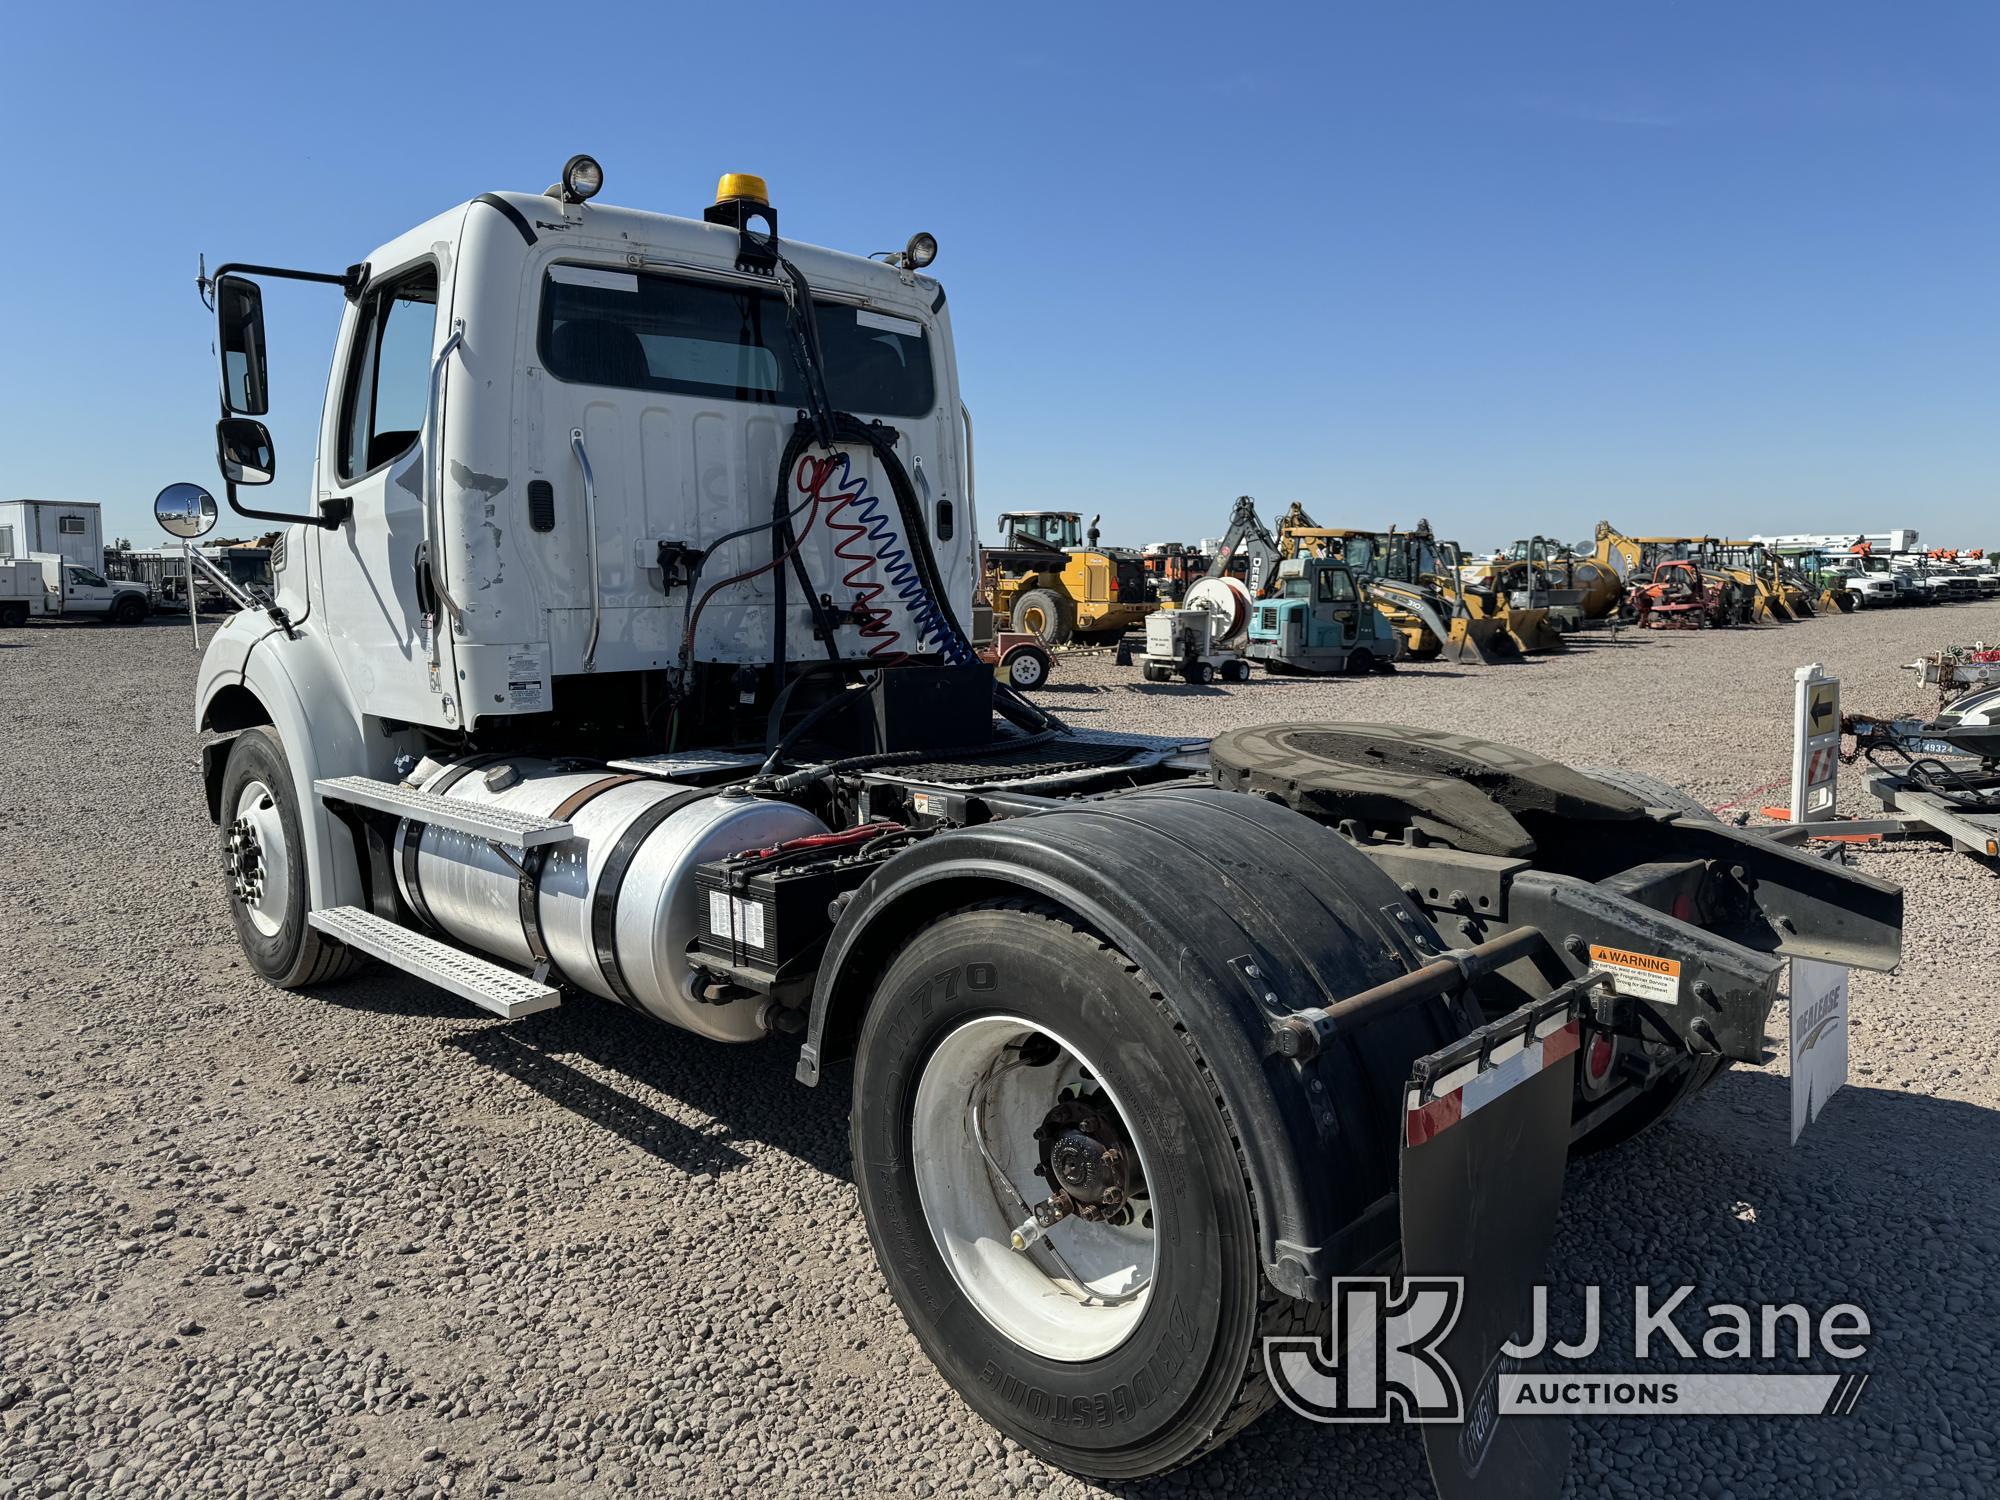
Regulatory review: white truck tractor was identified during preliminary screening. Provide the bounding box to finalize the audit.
[164,157,1902,1496]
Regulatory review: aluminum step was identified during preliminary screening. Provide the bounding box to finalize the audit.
[313,776,573,849]
[307,907,561,1019]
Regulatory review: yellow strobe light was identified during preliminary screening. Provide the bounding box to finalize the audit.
[714,173,770,207]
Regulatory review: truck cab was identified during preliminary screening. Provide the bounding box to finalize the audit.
[1246,556,1399,673]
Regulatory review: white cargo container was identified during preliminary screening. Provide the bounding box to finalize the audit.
[0,499,106,570]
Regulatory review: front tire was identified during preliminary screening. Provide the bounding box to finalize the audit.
[218,727,358,989]
[110,595,147,625]
[849,902,1304,1478]
[1012,588,1074,646]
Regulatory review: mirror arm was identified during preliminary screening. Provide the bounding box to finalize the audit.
[220,481,344,532]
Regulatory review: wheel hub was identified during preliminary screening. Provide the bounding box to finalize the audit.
[225,816,265,905]
[1036,1093,1142,1224]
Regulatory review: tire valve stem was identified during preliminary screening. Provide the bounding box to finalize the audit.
[1010,1196,1072,1253]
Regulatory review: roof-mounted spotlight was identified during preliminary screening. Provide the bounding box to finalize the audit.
[547,154,603,205]
[897,231,937,270]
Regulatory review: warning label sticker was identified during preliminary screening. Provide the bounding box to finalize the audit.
[708,892,766,950]
[506,651,547,710]
[1588,944,1682,1004]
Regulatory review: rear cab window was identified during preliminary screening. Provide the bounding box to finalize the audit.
[537,264,936,418]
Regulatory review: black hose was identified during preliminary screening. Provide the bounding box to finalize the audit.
[757,679,877,777]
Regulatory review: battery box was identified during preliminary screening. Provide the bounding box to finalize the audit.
[690,829,905,1002]
[811,663,994,757]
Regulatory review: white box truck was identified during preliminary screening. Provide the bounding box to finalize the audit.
[0,499,105,570]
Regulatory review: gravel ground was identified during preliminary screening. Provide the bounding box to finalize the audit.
[3,604,1997,1500]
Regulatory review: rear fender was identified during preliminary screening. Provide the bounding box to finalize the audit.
[800,786,1471,1300]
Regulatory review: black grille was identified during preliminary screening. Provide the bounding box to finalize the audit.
[528,480,555,532]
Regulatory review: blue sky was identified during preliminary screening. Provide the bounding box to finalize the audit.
[2,1,1994,551]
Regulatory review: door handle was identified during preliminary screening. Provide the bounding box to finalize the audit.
[570,427,602,670]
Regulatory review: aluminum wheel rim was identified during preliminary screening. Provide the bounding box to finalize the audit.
[226,778,291,939]
[911,1015,1158,1362]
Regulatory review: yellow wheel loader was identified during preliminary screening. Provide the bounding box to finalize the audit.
[981,510,1155,645]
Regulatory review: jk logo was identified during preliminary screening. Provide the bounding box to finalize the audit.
[1264,1277,1465,1424]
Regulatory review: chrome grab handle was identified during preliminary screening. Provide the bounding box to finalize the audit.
[570,427,602,670]
[424,319,467,630]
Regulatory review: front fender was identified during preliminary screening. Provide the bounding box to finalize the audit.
[799,786,1468,1300]
[195,613,374,913]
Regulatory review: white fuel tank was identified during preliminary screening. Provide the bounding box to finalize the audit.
[392,758,828,1041]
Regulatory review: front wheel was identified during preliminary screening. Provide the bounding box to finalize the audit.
[218,727,358,988]
[849,902,1306,1478]
[1012,588,1074,646]
[109,595,148,625]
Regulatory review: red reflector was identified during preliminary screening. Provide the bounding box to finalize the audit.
[1587,1034,1614,1083]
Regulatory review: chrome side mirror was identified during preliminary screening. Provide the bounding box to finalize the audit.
[155,482,219,540]
[216,274,270,415]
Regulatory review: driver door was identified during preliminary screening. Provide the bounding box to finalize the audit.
[314,256,457,725]
[1316,566,1360,647]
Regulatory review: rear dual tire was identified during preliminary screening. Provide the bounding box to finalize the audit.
[849,902,1305,1478]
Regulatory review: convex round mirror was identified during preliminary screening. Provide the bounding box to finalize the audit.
[155,482,219,540]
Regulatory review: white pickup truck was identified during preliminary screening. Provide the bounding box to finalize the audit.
[29,552,153,623]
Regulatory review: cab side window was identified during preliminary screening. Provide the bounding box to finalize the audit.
[337,266,439,482]
[1317,569,1357,604]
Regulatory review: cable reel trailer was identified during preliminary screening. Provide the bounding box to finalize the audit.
[163,159,1904,1496]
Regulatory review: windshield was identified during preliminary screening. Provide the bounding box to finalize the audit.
[539,264,936,418]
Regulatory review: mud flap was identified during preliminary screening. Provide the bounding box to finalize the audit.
[1401,991,1578,1500]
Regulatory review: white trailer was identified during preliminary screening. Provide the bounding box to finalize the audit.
[0,499,105,570]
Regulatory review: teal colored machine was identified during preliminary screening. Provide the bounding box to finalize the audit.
[1247,557,1402,675]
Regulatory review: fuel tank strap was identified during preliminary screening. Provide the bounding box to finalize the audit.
[520,775,651,965]
[400,755,506,933]
[590,787,717,1009]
